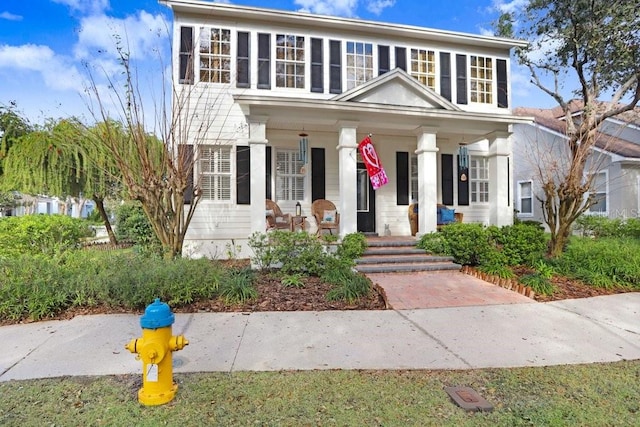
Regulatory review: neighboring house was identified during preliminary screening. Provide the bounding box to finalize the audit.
[1,193,95,218]
[161,0,532,258]
[513,103,640,224]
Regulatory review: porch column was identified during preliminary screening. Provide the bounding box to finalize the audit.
[488,131,512,226]
[248,116,268,235]
[415,127,439,235]
[337,122,359,236]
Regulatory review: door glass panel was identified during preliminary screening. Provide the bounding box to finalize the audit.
[357,169,369,211]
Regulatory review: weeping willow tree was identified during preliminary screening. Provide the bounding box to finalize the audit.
[0,106,33,213]
[1,118,122,244]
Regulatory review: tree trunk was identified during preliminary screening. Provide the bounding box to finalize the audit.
[93,195,118,245]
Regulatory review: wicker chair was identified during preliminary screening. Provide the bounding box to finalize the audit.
[311,199,340,236]
[265,199,291,230]
[408,203,418,236]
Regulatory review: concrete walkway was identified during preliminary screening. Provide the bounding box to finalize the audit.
[2,289,639,382]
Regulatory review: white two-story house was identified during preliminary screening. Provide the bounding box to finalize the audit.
[160,0,531,258]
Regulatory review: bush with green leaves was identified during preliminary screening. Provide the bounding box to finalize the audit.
[0,250,225,322]
[416,232,448,255]
[336,232,367,261]
[248,231,329,275]
[218,267,257,304]
[519,260,556,296]
[488,223,547,266]
[552,237,640,290]
[0,214,92,258]
[324,267,371,303]
[438,223,492,266]
[114,202,161,256]
[574,215,640,239]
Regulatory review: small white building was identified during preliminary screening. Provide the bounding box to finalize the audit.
[513,104,640,224]
[160,0,532,258]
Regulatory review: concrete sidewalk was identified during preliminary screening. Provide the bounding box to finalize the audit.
[2,293,639,382]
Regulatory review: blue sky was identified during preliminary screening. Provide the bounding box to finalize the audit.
[0,0,556,124]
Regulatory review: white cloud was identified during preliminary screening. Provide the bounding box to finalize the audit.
[0,11,22,21]
[52,0,110,15]
[74,11,169,62]
[479,26,494,37]
[366,0,395,15]
[0,44,84,92]
[491,0,529,14]
[294,0,359,17]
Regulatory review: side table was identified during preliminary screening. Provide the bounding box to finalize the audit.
[290,215,307,232]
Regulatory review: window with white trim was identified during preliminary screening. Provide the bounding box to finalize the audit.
[470,156,489,203]
[276,34,305,88]
[346,41,373,90]
[588,171,607,213]
[276,149,305,201]
[410,154,418,202]
[518,181,533,215]
[470,56,493,104]
[410,49,436,89]
[199,145,231,200]
[199,27,231,83]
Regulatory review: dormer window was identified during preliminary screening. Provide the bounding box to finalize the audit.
[199,27,231,83]
[276,34,305,88]
[346,41,373,90]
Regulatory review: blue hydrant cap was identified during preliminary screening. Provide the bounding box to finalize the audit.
[140,298,175,329]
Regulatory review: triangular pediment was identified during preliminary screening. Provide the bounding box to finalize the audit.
[331,68,461,111]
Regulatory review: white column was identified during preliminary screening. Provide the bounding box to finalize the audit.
[488,131,513,226]
[248,116,268,235]
[415,127,439,235]
[337,122,359,236]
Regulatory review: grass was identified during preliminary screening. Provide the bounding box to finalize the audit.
[1,361,639,426]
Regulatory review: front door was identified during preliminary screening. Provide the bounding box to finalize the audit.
[357,162,376,233]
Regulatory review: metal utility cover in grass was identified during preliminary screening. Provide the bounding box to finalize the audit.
[444,386,494,412]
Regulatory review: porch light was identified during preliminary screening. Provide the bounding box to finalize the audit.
[298,132,308,164]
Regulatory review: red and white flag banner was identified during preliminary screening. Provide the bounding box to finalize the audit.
[358,135,388,190]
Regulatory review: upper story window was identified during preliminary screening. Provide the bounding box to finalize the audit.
[276,34,305,89]
[470,156,489,203]
[346,41,373,90]
[410,49,436,90]
[199,145,231,201]
[199,28,231,83]
[470,56,493,104]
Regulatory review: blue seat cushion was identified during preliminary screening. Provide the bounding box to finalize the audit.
[437,207,455,224]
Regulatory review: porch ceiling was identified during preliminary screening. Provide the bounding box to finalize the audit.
[234,94,533,138]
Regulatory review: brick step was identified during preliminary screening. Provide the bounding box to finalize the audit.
[355,262,461,274]
[356,255,455,265]
[362,247,428,256]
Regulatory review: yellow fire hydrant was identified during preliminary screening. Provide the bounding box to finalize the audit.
[125,298,188,406]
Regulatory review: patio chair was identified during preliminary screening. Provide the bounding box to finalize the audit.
[265,199,291,230]
[408,203,418,236]
[311,199,340,235]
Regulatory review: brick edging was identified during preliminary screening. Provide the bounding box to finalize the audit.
[460,265,536,300]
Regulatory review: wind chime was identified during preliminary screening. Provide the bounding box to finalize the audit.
[458,144,469,182]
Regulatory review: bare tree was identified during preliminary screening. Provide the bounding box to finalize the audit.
[499,0,640,257]
[84,37,237,258]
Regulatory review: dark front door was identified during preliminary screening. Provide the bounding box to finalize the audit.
[357,162,376,233]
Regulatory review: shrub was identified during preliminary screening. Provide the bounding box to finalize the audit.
[439,223,492,266]
[114,202,161,256]
[489,223,547,266]
[552,237,640,289]
[281,273,305,288]
[417,232,449,255]
[336,232,367,261]
[325,271,371,303]
[219,267,257,304]
[478,248,515,279]
[0,214,92,257]
[519,260,556,296]
[249,231,329,275]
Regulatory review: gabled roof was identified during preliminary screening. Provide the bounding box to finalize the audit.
[331,68,461,111]
[515,104,640,159]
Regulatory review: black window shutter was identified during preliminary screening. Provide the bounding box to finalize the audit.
[311,148,326,201]
[396,152,409,205]
[457,155,470,205]
[311,38,323,93]
[497,59,508,108]
[179,145,194,204]
[236,146,251,205]
[329,40,342,94]
[258,33,270,89]
[265,146,272,200]
[395,47,406,71]
[440,52,451,101]
[378,45,390,75]
[179,26,193,84]
[441,154,454,206]
[236,31,250,88]
[456,54,467,105]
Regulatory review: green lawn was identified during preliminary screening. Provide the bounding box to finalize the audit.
[1,361,638,426]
